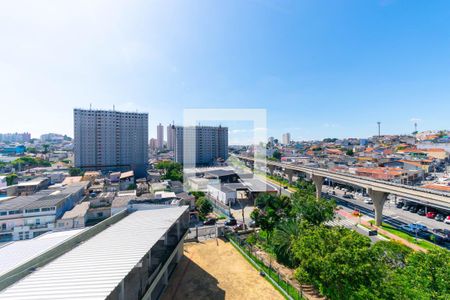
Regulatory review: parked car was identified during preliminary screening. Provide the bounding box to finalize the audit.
[445,216,450,224]
[224,218,237,226]
[203,218,217,225]
[435,214,445,222]
[417,208,426,216]
[364,197,373,204]
[409,206,419,213]
[426,211,437,219]
[233,223,245,232]
[249,220,257,228]
[402,205,411,211]
[396,202,404,208]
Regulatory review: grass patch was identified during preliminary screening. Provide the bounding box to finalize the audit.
[369,221,442,251]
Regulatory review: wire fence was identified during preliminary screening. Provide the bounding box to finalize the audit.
[186,225,225,242]
[225,232,306,300]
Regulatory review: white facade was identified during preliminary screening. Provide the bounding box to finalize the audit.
[207,184,236,205]
[73,108,148,177]
[167,124,175,150]
[282,132,291,145]
[157,123,164,149]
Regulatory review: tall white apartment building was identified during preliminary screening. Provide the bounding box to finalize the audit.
[282,132,291,145]
[157,123,164,149]
[167,124,175,150]
[74,108,148,177]
[174,126,228,166]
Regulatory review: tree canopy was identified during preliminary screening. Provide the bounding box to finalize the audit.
[155,161,183,182]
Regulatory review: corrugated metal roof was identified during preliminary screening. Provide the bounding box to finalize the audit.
[0,192,53,211]
[0,229,85,278]
[0,206,188,300]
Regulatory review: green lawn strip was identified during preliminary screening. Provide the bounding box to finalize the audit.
[368,221,442,251]
[227,236,303,300]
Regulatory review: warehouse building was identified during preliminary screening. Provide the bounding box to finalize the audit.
[0,205,190,300]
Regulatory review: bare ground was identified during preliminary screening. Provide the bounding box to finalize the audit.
[161,238,284,300]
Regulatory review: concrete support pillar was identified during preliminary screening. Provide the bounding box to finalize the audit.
[311,174,324,199]
[177,244,183,262]
[268,164,275,176]
[285,169,294,184]
[163,269,169,285]
[368,189,389,226]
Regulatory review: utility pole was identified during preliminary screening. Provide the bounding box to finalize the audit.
[377,121,381,137]
[414,122,418,133]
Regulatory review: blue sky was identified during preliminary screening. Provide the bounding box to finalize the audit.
[1,0,450,143]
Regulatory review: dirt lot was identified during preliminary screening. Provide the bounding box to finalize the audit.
[161,238,284,300]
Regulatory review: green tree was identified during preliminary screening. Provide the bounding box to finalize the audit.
[291,191,335,225]
[346,149,354,156]
[196,197,213,219]
[43,144,50,154]
[69,167,84,176]
[190,191,205,199]
[27,147,37,154]
[293,225,377,300]
[272,150,282,160]
[155,161,183,182]
[271,219,300,267]
[252,193,291,233]
[6,173,18,186]
[396,249,450,300]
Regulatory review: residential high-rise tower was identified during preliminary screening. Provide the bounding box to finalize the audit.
[174,126,228,166]
[74,108,148,177]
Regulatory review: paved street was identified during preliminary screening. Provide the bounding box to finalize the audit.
[323,186,450,230]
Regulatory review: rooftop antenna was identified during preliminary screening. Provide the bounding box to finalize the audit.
[414,122,418,133]
[113,105,115,111]
[377,121,381,137]
[90,103,92,110]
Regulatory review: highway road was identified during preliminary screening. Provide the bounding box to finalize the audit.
[323,186,450,231]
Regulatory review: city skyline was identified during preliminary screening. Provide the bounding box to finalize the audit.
[2,1,450,140]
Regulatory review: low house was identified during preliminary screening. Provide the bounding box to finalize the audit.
[119,171,135,190]
[56,202,90,230]
[16,177,50,196]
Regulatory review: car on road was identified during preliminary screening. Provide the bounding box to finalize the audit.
[363,197,373,204]
[426,211,437,219]
[203,218,217,225]
[445,216,450,224]
[435,214,445,222]
[343,194,354,199]
[352,210,361,216]
[224,218,237,226]
[402,223,429,233]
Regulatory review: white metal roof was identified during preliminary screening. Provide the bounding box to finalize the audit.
[0,229,85,278]
[0,206,187,300]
